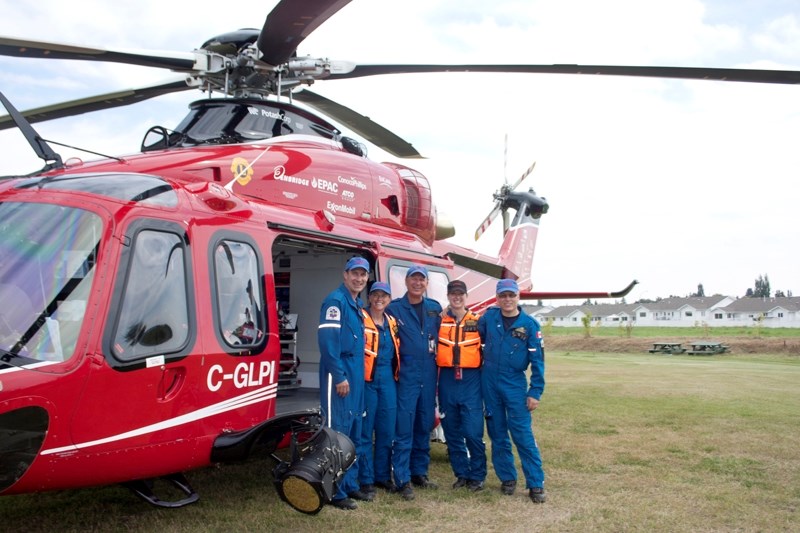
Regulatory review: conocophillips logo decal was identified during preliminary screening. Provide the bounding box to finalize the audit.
[231,157,253,186]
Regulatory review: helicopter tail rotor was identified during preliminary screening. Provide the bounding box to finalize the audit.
[474,160,537,240]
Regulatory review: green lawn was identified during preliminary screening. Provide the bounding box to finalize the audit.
[2,351,799,532]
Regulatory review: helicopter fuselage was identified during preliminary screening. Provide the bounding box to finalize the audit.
[0,102,542,502]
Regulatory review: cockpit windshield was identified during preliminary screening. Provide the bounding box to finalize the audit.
[148,99,340,150]
[0,202,101,366]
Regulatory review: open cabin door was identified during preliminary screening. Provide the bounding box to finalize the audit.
[271,236,376,391]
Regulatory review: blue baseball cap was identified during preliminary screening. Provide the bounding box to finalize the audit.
[496,279,519,295]
[344,257,370,272]
[406,264,428,278]
[369,281,391,295]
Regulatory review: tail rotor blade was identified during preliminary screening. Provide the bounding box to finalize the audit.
[503,133,509,185]
[509,161,536,191]
[474,202,502,241]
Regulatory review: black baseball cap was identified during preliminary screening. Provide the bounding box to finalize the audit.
[447,280,467,294]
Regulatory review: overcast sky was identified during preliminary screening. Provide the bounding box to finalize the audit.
[0,0,798,303]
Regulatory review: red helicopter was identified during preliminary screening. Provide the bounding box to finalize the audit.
[0,0,794,515]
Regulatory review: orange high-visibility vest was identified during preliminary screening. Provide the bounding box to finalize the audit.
[437,310,482,368]
[362,309,400,381]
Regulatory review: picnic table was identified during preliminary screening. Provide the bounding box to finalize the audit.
[687,341,729,355]
[648,342,686,355]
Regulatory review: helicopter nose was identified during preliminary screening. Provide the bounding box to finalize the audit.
[0,405,49,492]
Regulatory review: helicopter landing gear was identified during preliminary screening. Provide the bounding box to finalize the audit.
[123,472,200,508]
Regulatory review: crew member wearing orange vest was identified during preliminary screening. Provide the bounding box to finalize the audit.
[437,279,486,491]
[358,281,401,499]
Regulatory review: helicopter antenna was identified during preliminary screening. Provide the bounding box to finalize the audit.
[0,90,63,173]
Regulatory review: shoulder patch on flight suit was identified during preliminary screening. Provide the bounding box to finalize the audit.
[325,306,341,321]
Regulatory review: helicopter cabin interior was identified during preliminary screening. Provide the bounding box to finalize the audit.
[270,236,450,393]
[271,237,370,393]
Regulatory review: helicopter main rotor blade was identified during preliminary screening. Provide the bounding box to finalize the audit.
[0,37,197,71]
[0,79,190,131]
[258,0,352,66]
[475,201,502,241]
[323,63,800,85]
[292,89,422,159]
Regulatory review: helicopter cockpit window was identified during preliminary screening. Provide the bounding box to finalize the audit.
[0,202,101,366]
[234,106,294,140]
[213,240,265,349]
[171,101,339,146]
[176,104,238,142]
[111,229,190,361]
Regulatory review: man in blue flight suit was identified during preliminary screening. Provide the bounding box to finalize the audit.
[478,278,547,504]
[387,264,442,500]
[318,256,371,510]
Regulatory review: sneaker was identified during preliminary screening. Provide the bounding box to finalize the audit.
[374,480,396,493]
[348,489,374,502]
[500,480,517,496]
[529,487,546,503]
[397,482,415,501]
[452,477,468,489]
[466,480,485,492]
[330,497,358,510]
[411,475,438,489]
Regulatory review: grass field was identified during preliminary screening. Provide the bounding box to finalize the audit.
[2,349,799,532]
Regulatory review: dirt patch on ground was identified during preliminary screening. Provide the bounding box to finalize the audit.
[546,336,800,355]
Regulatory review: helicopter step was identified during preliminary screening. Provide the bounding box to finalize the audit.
[122,472,199,508]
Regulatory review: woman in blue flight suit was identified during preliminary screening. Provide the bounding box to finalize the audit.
[358,281,400,498]
[478,278,547,504]
[437,279,487,491]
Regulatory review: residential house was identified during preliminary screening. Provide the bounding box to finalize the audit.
[633,296,733,327]
[717,297,800,328]
[536,295,800,328]
[537,303,638,327]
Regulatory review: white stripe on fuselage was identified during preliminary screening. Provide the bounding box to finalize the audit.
[40,383,279,456]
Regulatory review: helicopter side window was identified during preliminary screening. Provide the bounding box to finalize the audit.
[387,264,449,308]
[111,229,190,361]
[213,239,265,350]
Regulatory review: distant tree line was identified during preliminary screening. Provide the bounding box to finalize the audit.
[627,274,792,305]
[744,274,792,298]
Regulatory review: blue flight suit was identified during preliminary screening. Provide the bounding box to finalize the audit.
[318,283,366,501]
[437,311,487,484]
[358,314,398,486]
[387,294,442,487]
[478,306,545,489]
